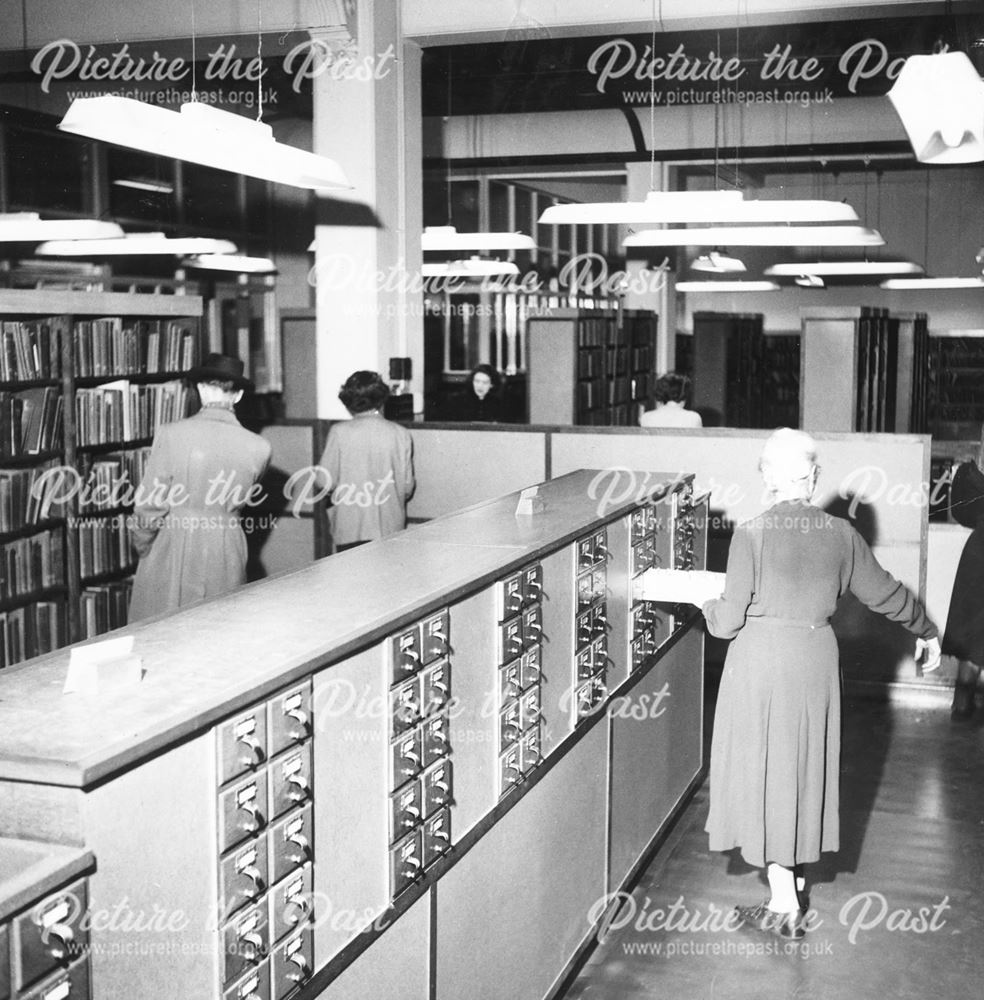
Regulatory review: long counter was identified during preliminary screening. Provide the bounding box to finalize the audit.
[0,470,707,1000]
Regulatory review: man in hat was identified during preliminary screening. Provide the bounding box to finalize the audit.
[128,353,272,621]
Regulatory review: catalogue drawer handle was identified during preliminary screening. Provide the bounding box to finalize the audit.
[238,802,263,835]
[44,923,75,962]
[288,952,311,982]
[286,707,310,738]
[286,774,310,802]
[239,932,265,964]
[237,733,265,768]
[241,866,266,898]
[283,894,311,927]
[287,833,311,864]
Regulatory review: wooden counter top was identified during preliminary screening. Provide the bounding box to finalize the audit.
[0,838,93,922]
[0,470,687,790]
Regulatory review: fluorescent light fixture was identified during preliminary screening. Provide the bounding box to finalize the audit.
[421,258,519,278]
[888,51,984,164]
[59,96,351,190]
[765,261,923,276]
[692,251,746,274]
[182,254,277,274]
[676,280,780,292]
[421,226,536,251]
[881,277,984,289]
[795,274,826,288]
[37,232,237,256]
[624,226,884,247]
[113,178,174,194]
[539,190,859,225]
[0,212,123,242]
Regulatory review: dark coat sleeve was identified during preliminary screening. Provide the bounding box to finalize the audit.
[845,526,937,639]
[949,461,984,529]
[702,527,756,640]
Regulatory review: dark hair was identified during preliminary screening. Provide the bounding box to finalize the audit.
[200,379,237,393]
[654,372,691,406]
[469,364,501,393]
[339,370,390,414]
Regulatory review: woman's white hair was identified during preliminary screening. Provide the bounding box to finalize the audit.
[759,428,818,497]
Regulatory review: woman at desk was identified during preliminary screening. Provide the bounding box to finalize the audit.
[639,372,702,428]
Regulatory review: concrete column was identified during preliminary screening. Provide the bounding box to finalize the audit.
[624,161,676,374]
[311,2,423,418]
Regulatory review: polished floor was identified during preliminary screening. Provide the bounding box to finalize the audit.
[564,684,984,1000]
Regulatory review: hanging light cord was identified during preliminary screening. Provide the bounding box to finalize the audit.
[257,0,264,122]
[190,0,197,102]
[648,0,660,191]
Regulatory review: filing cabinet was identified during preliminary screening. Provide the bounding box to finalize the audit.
[387,609,454,898]
[495,562,546,796]
[0,872,91,1000]
[627,493,676,673]
[572,529,610,725]
[215,680,314,1000]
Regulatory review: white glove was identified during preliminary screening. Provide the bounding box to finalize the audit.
[915,636,942,673]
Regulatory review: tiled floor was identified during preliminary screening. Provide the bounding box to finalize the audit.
[563,689,984,1000]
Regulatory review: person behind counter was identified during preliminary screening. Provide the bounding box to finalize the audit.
[319,370,415,552]
[941,441,984,720]
[639,372,702,428]
[446,363,504,422]
[701,428,940,939]
[128,353,272,621]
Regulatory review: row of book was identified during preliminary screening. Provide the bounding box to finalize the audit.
[77,516,136,580]
[0,528,65,603]
[0,317,66,383]
[0,601,65,669]
[0,461,67,533]
[75,380,189,447]
[80,580,132,640]
[576,317,619,348]
[73,318,201,378]
[77,448,151,514]
[0,387,63,459]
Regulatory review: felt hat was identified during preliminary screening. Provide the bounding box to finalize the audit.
[187,353,253,390]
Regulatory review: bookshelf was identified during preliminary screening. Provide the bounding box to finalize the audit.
[0,290,203,667]
[928,330,984,440]
[692,312,770,428]
[527,308,658,425]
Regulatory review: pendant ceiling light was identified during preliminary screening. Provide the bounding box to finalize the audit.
[421,258,519,278]
[182,254,277,274]
[676,280,780,292]
[540,190,860,226]
[881,277,984,289]
[624,226,885,248]
[113,178,174,195]
[888,51,984,164]
[421,226,535,252]
[0,212,123,242]
[795,274,826,288]
[59,96,351,190]
[36,232,237,257]
[765,261,924,277]
[691,251,745,274]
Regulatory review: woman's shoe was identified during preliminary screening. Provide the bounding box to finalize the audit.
[735,900,806,940]
[951,682,976,721]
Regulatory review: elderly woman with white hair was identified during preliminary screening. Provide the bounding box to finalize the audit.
[701,428,941,939]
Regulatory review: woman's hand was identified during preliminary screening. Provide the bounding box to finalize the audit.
[915,635,942,673]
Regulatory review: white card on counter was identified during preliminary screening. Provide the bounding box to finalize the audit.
[638,568,726,607]
[64,636,143,695]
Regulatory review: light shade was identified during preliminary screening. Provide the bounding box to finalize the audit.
[765,261,924,276]
[888,51,984,164]
[795,274,826,288]
[59,96,351,190]
[37,232,237,257]
[421,226,535,251]
[624,226,885,248]
[676,280,780,292]
[421,258,519,278]
[182,254,277,274]
[691,251,745,274]
[881,277,984,289]
[0,212,123,242]
[539,190,859,225]
[113,178,174,194]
